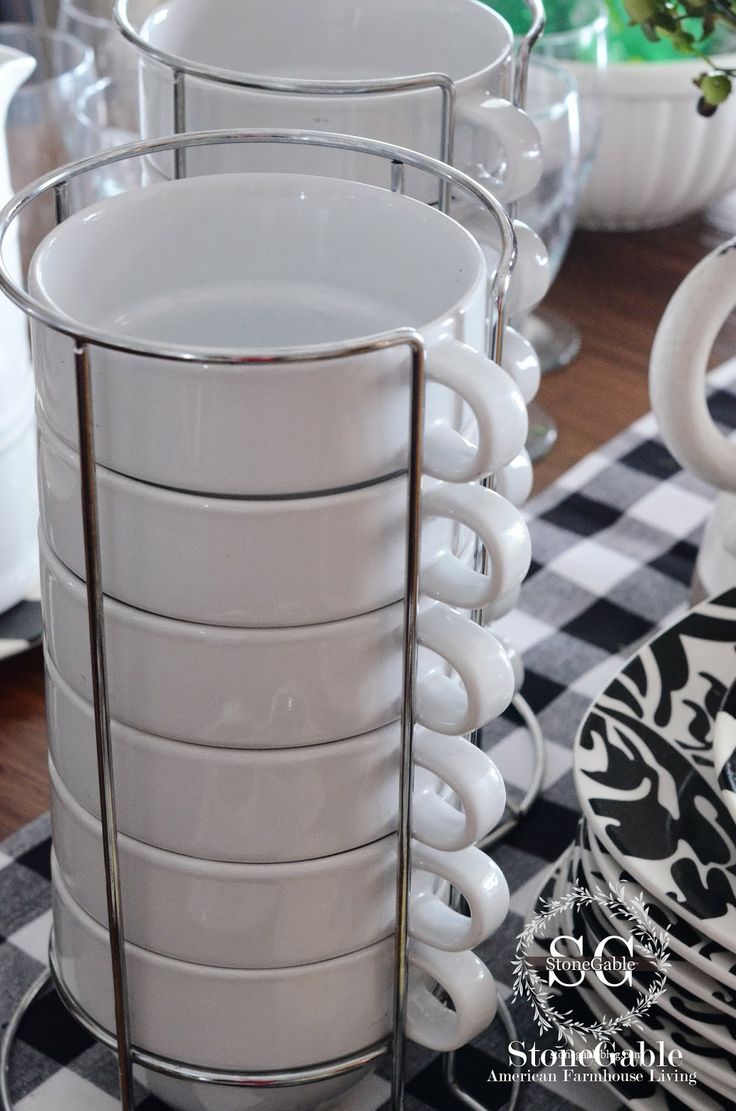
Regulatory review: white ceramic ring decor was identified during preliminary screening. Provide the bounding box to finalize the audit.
[129,0,541,204]
[31,171,527,495]
[650,236,736,492]
[37,416,531,625]
[45,655,506,861]
[52,859,498,1065]
[40,534,515,746]
[50,758,509,967]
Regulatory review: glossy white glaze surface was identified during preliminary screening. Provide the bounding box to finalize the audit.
[52,859,498,1066]
[40,534,515,745]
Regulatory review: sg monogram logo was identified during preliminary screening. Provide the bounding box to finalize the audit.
[512,880,671,1045]
[546,934,636,989]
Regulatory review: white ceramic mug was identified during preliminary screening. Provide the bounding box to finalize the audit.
[31,171,527,496]
[45,655,506,861]
[50,758,509,967]
[124,0,542,205]
[53,859,498,1064]
[0,407,38,615]
[40,534,515,745]
[37,416,531,625]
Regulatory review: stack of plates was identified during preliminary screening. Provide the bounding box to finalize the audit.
[530,592,736,1109]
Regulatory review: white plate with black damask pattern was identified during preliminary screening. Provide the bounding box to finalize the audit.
[574,590,736,953]
[714,679,736,827]
[557,848,736,1108]
[571,838,736,1058]
[533,847,725,1111]
[581,821,736,1002]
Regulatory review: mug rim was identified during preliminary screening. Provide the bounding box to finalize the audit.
[128,0,514,90]
[29,171,486,360]
[51,756,400,877]
[53,855,398,977]
[41,529,431,640]
[45,650,408,755]
[39,409,417,506]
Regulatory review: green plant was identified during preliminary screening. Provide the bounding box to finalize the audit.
[618,0,736,111]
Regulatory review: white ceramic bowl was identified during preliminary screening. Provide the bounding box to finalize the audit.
[52,858,498,1067]
[37,415,531,625]
[129,0,541,204]
[31,171,527,495]
[0,407,38,615]
[50,757,509,966]
[574,51,736,230]
[45,654,506,860]
[40,534,515,746]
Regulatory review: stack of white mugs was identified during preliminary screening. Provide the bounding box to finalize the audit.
[22,1,551,1109]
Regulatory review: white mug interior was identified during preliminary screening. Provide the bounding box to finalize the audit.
[139,0,511,86]
[30,172,485,351]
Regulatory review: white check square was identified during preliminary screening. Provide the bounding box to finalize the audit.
[627,484,713,537]
[546,539,639,597]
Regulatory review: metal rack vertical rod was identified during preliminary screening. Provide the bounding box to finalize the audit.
[73,340,135,1110]
[391,340,426,1111]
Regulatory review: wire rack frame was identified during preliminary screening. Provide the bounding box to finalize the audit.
[0,129,517,1111]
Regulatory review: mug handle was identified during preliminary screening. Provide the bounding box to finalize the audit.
[412,728,506,850]
[415,602,515,735]
[650,237,736,490]
[494,449,534,508]
[457,97,543,204]
[456,206,551,317]
[424,340,528,484]
[410,842,509,951]
[407,941,497,1051]
[421,483,531,609]
[501,326,541,405]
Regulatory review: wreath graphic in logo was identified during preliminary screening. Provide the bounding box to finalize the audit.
[512,882,670,1046]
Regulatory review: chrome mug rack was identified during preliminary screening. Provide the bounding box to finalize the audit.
[0,129,524,1111]
[114,0,550,879]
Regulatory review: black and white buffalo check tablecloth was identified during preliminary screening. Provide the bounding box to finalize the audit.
[3,361,736,1111]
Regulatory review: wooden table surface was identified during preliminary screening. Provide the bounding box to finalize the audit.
[2,198,736,841]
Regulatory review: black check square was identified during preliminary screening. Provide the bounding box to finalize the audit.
[18,987,96,1065]
[650,538,700,586]
[563,597,652,655]
[505,799,581,863]
[708,387,736,430]
[16,837,52,882]
[540,492,622,538]
[619,439,681,481]
[521,668,567,714]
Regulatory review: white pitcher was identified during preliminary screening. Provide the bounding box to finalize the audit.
[649,236,736,600]
[0,44,37,615]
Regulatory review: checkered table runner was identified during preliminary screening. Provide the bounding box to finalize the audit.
[3,362,736,1111]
